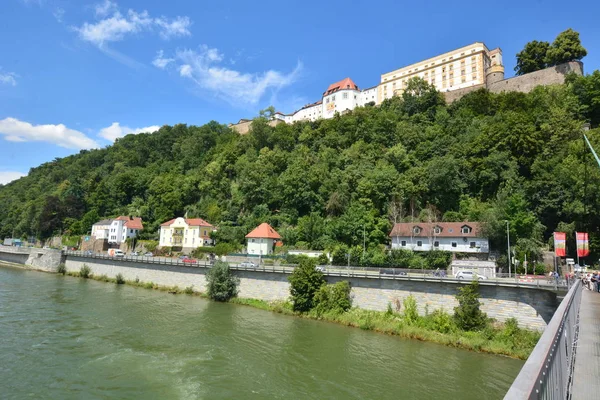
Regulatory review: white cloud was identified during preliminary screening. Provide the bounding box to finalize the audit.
[95,0,117,17]
[155,16,192,39]
[0,69,17,86]
[75,10,153,47]
[161,46,302,106]
[75,4,191,47]
[0,117,99,149]
[53,7,65,22]
[98,122,160,141]
[0,171,27,185]
[152,50,174,69]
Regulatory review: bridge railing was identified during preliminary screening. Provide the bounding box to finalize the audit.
[504,279,582,399]
[63,251,568,290]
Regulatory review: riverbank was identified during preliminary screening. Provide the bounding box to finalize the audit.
[46,264,539,360]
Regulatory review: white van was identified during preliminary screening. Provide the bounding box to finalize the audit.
[108,249,125,257]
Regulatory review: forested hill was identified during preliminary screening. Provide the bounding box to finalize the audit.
[1,73,600,263]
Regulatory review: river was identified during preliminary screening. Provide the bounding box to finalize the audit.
[0,265,523,399]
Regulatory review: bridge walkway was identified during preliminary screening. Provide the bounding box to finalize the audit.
[571,288,600,399]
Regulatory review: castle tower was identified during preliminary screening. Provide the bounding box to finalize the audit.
[485,48,505,87]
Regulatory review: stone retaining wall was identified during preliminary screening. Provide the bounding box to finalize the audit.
[64,256,556,330]
[0,247,64,272]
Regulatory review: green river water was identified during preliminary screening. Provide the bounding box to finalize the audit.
[0,265,523,399]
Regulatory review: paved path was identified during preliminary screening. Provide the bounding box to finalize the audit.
[571,288,600,399]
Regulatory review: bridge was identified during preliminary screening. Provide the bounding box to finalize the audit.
[505,279,600,399]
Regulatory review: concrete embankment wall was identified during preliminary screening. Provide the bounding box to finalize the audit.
[0,247,64,272]
[64,256,556,330]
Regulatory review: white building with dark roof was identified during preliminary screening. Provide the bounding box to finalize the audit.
[389,222,489,253]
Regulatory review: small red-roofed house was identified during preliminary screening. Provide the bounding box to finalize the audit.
[245,223,281,255]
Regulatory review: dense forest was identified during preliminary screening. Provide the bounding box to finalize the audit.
[1,56,600,267]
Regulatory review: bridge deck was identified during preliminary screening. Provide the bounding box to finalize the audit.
[571,288,600,399]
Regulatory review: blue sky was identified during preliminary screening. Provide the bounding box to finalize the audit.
[1,0,599,184]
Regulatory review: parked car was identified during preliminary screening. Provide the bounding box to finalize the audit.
[182,257,197,264]
[84,250,93,256]
[315,266,327,272]
[130,251,140,256]
[144,252,153,257]
[240,261,257,268]
[455,270,487,280]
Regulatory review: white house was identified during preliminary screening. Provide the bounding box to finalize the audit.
[92,216,143,244]
[159,217,215,252]
[245,223,281,255]
[91,219,113,240]
[389,222,489,253]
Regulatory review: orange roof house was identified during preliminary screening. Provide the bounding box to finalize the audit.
[245,223,281,255]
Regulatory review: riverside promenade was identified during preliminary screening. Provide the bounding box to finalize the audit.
[571,289,600,399]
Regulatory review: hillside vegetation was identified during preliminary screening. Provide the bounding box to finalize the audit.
[1,72,600,265]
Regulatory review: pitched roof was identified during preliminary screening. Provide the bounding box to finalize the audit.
[324,77,359,96]
[92,219,114,226]
[160,218,214,227]
[245,223,281,239]
[389,222,483,238]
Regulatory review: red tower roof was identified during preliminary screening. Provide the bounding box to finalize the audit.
[324,77,359,96]
[245,223,282,239]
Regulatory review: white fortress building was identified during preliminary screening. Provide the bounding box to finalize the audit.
[273,77,379,124]
[230,40,583,132]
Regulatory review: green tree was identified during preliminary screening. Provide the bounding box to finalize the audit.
[515,40,549,75]
[206,261,239,301]
[288,258,326,312]
[545,28,587,67]
[454,281,487,331]
[313,281,352,315]
[401,77,445,117]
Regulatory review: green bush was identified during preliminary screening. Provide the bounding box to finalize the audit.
[206,261,239,301]
[144,281,154,289]
[57,264,66,275]
[142,240,159,252]
[317,253,329,265]
[184,285,194,295]
[115,273,125,284]
[403,295,419,325]
[425,309,456,334]
[288,258,326,312]
[80,264,91,279]
[98,274,110,282]
[454,280,488,331]
[313,281,352,316]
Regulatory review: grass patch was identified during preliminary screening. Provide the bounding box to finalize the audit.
[115,273,125,284]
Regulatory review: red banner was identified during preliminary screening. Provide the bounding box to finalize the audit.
[576,232,590,257]
[554,232,566,257]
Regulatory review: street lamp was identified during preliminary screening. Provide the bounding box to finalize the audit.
[505,220,511,278]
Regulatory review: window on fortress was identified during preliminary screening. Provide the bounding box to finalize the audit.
[450,73,454,79]
[472,75,477,81]
[332,95,336,101]
[472,66,476,72]
[431,79,435,84]
[326,98,330,103]
[462,77,466,83]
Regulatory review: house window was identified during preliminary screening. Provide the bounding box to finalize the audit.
[251,239,254,243]
[462,227,471,234]
[332,95,336,101]
[401,240,406,246]
[343,92,348,99]
[130,229,133,234]
[434,241,439,247]
[417,241,422,247]
[451,242,457,248]
[470,242,476,248]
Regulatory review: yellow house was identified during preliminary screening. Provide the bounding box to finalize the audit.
[159,217,215,251]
